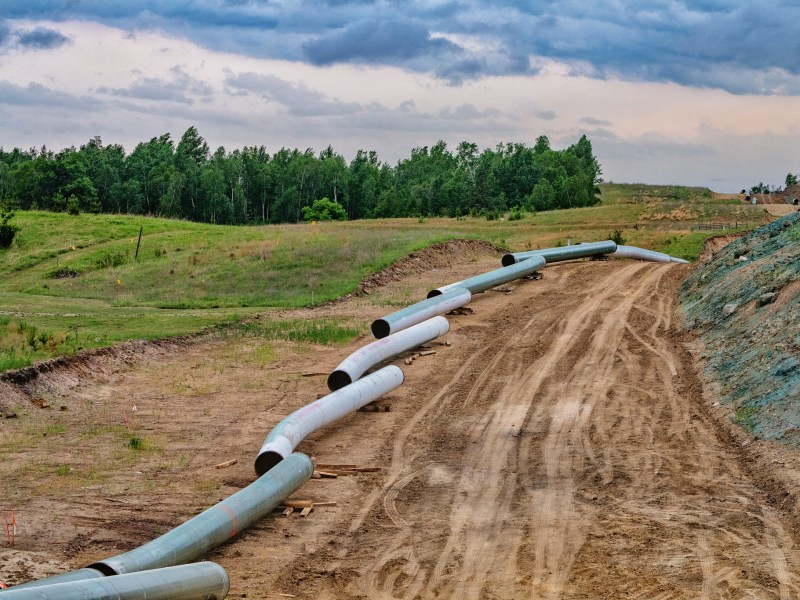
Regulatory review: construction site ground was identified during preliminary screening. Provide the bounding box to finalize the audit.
[4,253,800,599]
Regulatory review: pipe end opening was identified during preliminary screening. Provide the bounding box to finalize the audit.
[500,254,516,267]
[370,319,391,339]
[86,562,119,577]
[426,289,443,299]
[327,370,353,392]
[254,451,285,476]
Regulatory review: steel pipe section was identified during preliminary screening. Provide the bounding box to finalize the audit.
[0,569,107,592]
[0,562,229,600]
[330,316,448,390]
[427,254,547,298]
[371,288,470,339]
[610,245,690,264]
[87,453,313,575]
[501,240,617,267]
[256,365,404,475]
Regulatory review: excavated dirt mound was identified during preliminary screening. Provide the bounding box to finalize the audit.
[355,239,505,296]
[0,338,196,417]
[698,232,746,262]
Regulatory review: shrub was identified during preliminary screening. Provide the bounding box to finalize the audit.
[508,207,524,221]
[301,197,347,221]
[67,195,80,215]
[0,206,19,249]
[96,250,128,269]
[609,228,627,245]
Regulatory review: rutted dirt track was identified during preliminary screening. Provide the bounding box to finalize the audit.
[3,258,800,598]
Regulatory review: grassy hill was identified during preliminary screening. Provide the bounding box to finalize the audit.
[0,184,770,371]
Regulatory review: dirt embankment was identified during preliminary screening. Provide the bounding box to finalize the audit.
[682,212,800,443]
[355,239,505,296]
[5,246,800,597]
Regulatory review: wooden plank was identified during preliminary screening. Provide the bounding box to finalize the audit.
[418,350,437,357]
[282,500,314,508]
[316,471,338,478]
[281,507,293,516]
[299,506,313,517]
[302,371,329,377]
[214,459,238,469]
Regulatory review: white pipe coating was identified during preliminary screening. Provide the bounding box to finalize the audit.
[610,245,689,264]
[329,316,449,390]
[255,365,404,475]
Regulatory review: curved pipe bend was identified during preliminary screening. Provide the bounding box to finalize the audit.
[256,366,404,475]
[610,245,689,264]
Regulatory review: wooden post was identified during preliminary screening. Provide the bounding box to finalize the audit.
[134,226,143,260]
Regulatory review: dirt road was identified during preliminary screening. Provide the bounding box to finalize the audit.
[2,257,800,598]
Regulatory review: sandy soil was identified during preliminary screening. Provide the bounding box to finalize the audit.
[3,256,800,598]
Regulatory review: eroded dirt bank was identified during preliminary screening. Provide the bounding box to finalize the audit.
[2,257,800,599]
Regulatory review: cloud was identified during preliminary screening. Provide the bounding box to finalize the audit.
[16,26,68,49]
[98,67,213,104]
[6,1,800,94]
[225,72,362,116]
[302,18,452,65]
[581,116,612,127]
[0,79,102,110]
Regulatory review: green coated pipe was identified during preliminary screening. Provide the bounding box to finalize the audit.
[501,240,617,266]
[0,562,229,599]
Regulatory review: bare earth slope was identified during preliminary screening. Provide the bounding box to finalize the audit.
[2,258,800,598]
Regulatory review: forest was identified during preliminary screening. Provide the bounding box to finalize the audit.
[0,127,602,224]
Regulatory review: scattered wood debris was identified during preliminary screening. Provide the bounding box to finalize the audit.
[301,371,328,377]
[358,402,391,412]
[276,500,338,516]
[214,459,237,469]
[447,306,474,316]
[418,350,436,357]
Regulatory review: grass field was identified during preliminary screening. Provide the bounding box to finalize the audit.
[0,184,769,371]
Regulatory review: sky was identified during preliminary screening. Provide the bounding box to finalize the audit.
[1,1,799,192]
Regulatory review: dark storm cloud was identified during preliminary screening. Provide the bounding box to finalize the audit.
[302,18,452,64]
[16,26,69,48]
[8,0,800,94]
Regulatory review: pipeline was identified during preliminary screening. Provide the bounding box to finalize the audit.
[329,316,448,390]
[87,452,312,575]
[501,240,617,266]
[255,365,404,475]
[0,563,228,600]
[427,254,547,298]
[609,244,689,263]
[371,288,470,339]
[0,562,229,600]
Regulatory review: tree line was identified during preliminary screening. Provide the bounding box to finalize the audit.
[0,127,602,224]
